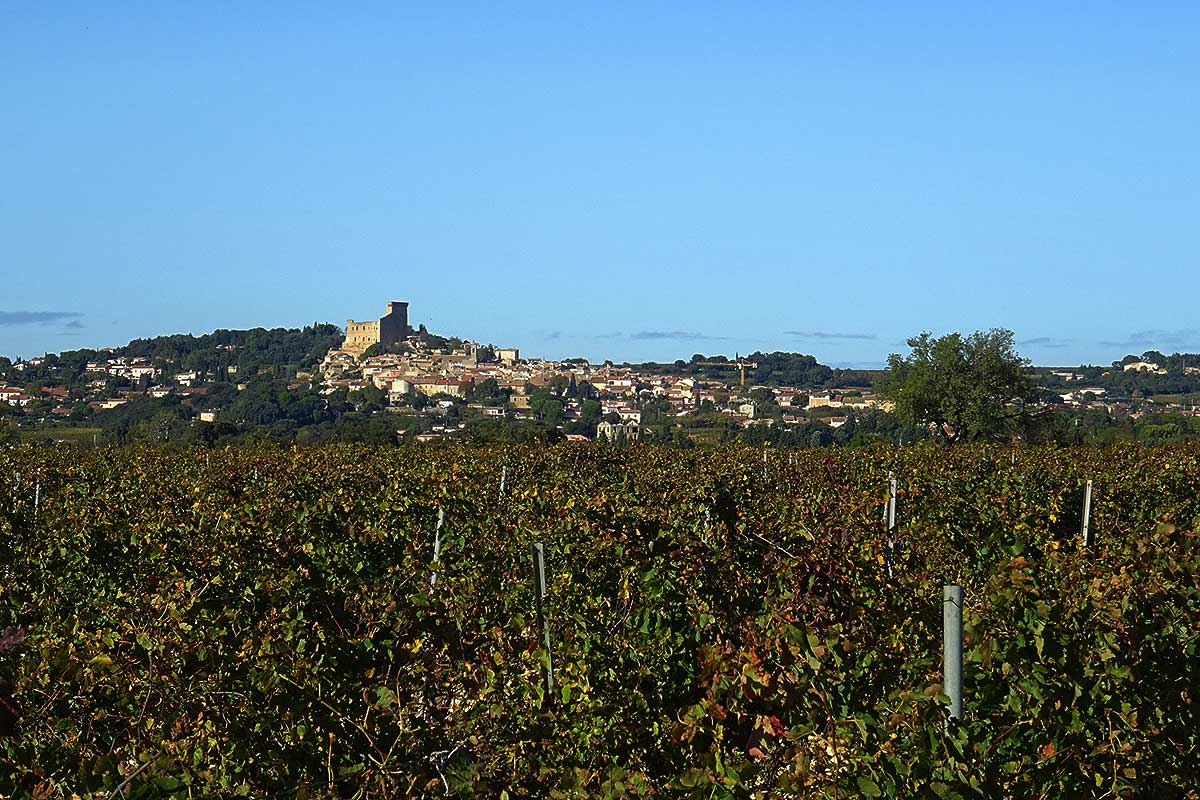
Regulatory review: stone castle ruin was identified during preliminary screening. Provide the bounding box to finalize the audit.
[341,301,409,357]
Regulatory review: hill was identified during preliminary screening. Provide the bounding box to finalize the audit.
[0,324,343,388]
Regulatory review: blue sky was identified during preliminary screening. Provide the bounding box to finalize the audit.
[2,3,1198,367]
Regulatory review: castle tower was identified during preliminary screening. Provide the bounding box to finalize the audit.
[341,301,409,358]
[380,301,409,342]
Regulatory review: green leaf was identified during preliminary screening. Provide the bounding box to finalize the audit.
[154,776,185,792]
[857,776,882,797]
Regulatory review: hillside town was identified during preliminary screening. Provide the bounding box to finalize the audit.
[319,335,893,443]
[2,300,1200,447]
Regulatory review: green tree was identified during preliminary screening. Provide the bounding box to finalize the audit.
[128,409,193,444]
[527,389,563,426]
[879,329,1036,443]
[467,378,510,406]
[540,399,563,427]
[349,384,386,412]
[580,399,602,425]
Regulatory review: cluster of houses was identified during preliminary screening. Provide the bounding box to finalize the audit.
[0,354,219,419]
[316,338,894,441]
[9,341,1200,441]
[1047,360,1200,416]
[0,338,904,442]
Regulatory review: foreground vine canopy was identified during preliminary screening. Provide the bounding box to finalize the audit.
[1,443,1197,798]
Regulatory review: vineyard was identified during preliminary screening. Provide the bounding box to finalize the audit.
[1,444,1198,798]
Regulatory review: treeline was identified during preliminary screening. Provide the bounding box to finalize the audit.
[52,381,415,448]
[631,351,878,388]
[12,393,1200,450]
[0,324,343,389]
[743,350,877,387]
[1038,350,1200,396]
[121,323,343,376]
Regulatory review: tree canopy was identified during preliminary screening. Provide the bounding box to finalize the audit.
[879,329,1036,443]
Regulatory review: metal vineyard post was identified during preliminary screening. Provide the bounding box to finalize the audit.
[430,506,445,590]
[531,542,554,697]
[1081,479,1093,548]
[886,472,897,578]
[943,584,963,729]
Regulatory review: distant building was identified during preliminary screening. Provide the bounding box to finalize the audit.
[413,377,469,398]
[1123,361,1166,374]
[0,388,30,407]
[807,391,840,409]
[467,403,507,417]
[497,348,520,365]
[388,378,415,396]
[596,420,640,442]
[342,301,409,358]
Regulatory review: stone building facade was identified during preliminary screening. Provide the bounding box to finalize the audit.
[596,420,640,443]
[342,301,409,358]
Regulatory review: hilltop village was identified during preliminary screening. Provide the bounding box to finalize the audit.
[318,303,891,444]
[2,300,1200,447]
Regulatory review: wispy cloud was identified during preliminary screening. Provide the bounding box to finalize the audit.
[1100,329,1200,350]
[1019,336,1072,349]
[630,330,731,341]
[784,330,878,341]
[0,310,83,327]
[543,330,562,340]
[829,360,886,370]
